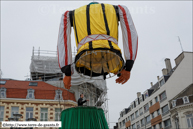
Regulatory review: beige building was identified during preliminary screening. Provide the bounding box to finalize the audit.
[0,79,77,127]
[117,52,193,129]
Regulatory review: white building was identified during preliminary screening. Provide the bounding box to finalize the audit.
[118,52,193,129]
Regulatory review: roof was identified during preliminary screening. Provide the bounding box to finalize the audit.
[0,79,76,101]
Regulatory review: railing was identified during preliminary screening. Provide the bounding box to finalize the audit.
[162,110,169,116]
[160,97,167,103]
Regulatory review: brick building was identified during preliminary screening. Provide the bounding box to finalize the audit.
[0,79,76,125]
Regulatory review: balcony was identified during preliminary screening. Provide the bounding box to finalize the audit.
[151,115,162,126]
[125,120,131,128]
[160,97,167,103]
[162,110,169,116]
[149,102,160,114]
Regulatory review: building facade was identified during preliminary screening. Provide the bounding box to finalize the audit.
[0,79,76,126]
[117,52,193,129]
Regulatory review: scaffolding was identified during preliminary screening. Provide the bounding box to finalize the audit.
[30,47,109,125]
[77,83,109,125]
[30,47,62,81]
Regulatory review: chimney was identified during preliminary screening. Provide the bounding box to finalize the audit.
[162,68,168,76]
[137,92,141,98]
[157,76,159,81]
[165,58,172,74]
[150,82,153,86]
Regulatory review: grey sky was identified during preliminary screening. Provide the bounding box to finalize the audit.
[1,1,192,127]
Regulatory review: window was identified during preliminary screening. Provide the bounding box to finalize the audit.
[157,109,160,116]
[164,119,171,128]
[54,90,63,100]
[144,103,149,112]
[139,96,143,103]
[29,82,38,86]
[131,113,135,120]
[139,108,143,115]
[160,91,167,102]
[155,97,158,103]
[40,108,48,121]
[144,91,149,99]
[0,106,4,121]
[153,125,156,129]
[0,81,6,85]
[150,101,153,106]
[26,107,33,120]
[183,96,189,104]
[128,116,130,121]
[152,112,155,118]
[135,110,139,118]
[186,114,193,128]
[0,87,6,98]
[162,105,169,116]
[159,122,162,128]
[141,118,145,126]
[132,123,136,129]
[11,107,19,117]
[122,119,125,125]
[160,79,165,86]
[172,100,176,107]
[26,89,35,99]
[136,121,140,129]
[146,115,151,124]
[135,99,139,106]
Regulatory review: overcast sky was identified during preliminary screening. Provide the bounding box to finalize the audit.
[1,0,192,127]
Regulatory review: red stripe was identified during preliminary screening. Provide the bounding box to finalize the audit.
[64,11,69,65]
[118,5,133,60]
[57,47,61,68]
[134,37,138,60]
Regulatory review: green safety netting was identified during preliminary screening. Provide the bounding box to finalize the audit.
[59,106,109,129]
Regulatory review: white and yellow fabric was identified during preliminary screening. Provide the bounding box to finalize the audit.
[57,3,138,78]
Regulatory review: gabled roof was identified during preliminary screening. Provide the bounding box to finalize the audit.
[0,79,76,101]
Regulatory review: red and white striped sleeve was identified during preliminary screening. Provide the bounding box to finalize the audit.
[118,5,138,71]
[57,11,72,76]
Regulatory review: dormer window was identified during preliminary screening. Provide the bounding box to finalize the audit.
[172,100,176,107]
[29,82,38,86]
[26,89,35,99]
[144,91,149,99]
[55,89,63,100]
[183,96,189,104]
[0,87,6,98]
[0,81,6,85]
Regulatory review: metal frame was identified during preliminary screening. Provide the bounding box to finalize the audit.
[75,50,124,80]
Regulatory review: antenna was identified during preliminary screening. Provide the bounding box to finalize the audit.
[177,36,184,52]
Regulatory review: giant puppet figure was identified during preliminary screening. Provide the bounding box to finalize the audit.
[57,2,138,89]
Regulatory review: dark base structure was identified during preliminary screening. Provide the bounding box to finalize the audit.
[60,106,109,129]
